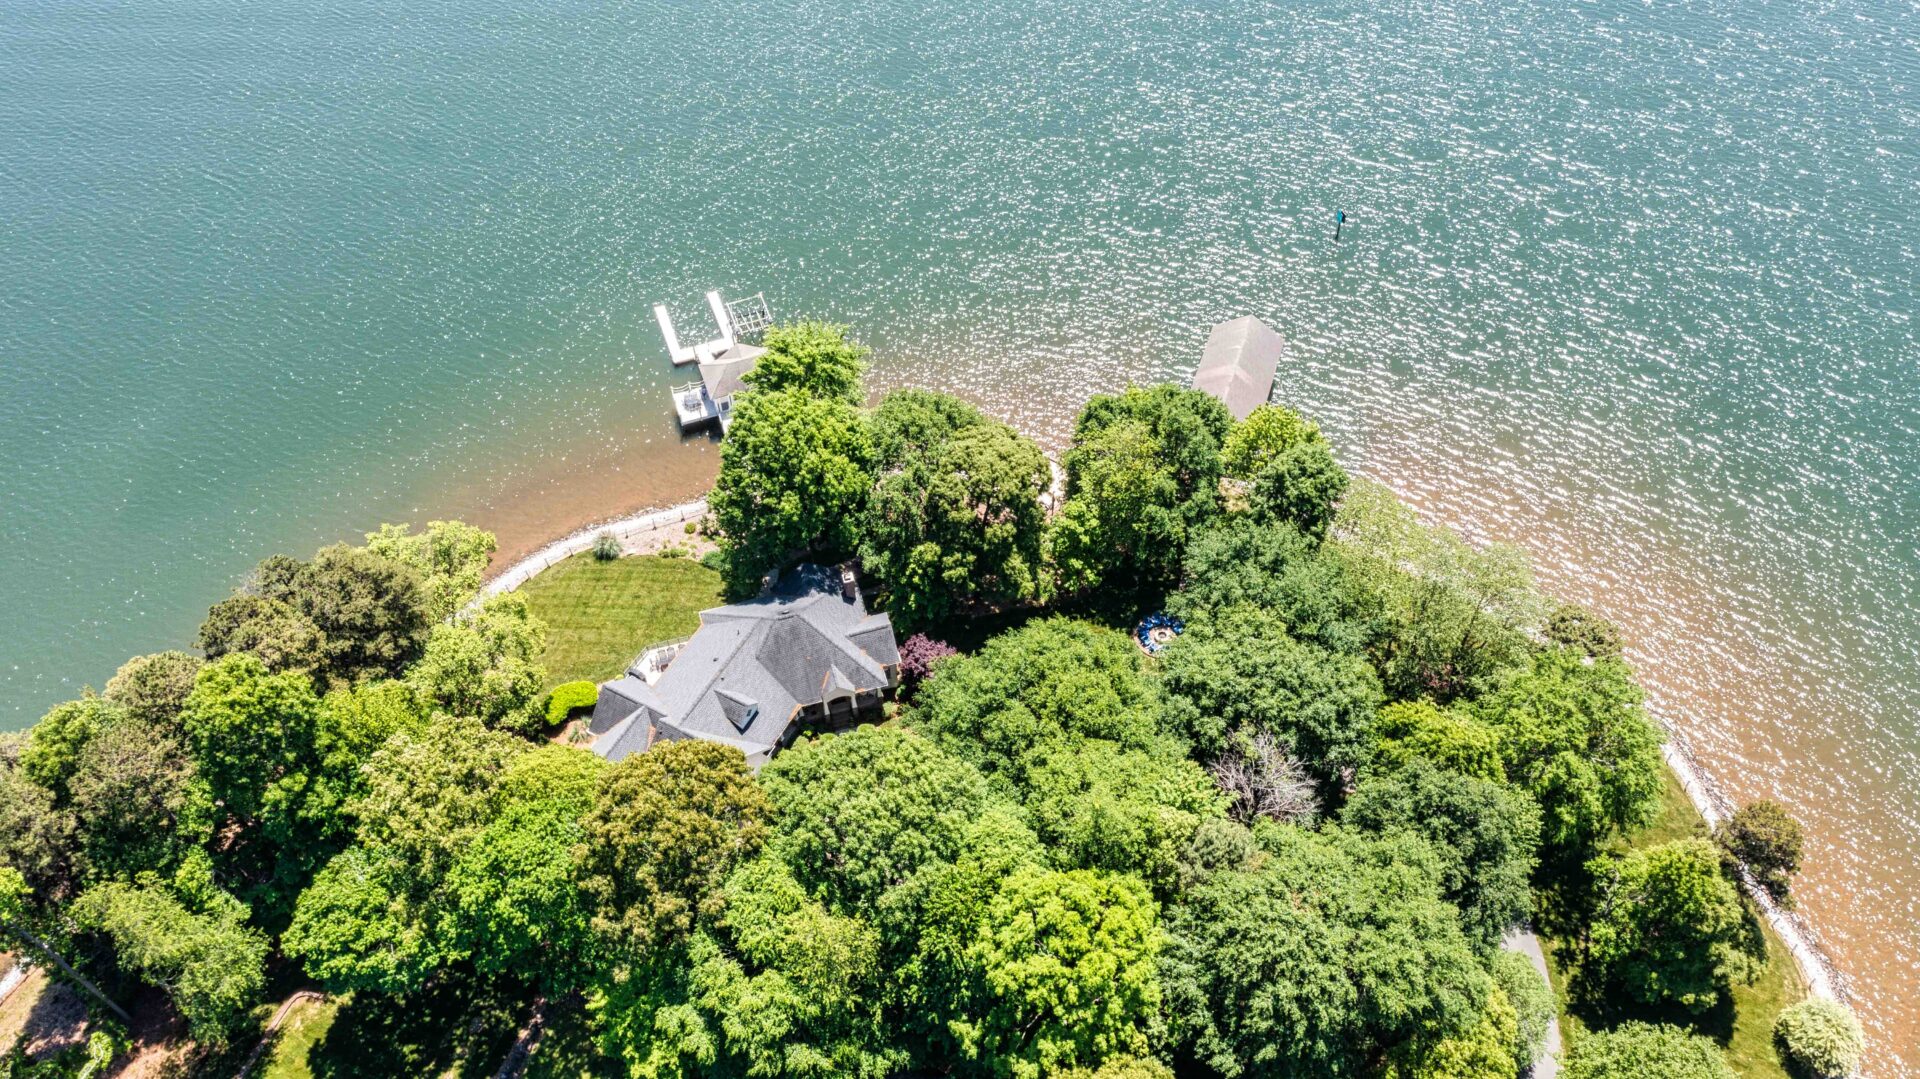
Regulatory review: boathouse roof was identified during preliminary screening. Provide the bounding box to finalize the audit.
[1192,315,1284,421]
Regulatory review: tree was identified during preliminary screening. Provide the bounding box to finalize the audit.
[200,544,431,687]
[896,633,958,697]
[908,618,1161,782]
[1773,999,1864,1078]
[446,747,604,993]
[20,696,125,802]
[1488,950,1555,1073]
[0,743,78,901]
[1714,800,1803,905]
[1052,385,1231,593]
[591,856,903,1079]
[1471,649,1664,863]
[178,654,323,832]
[1018,739,1226,892]
[1371,701,1506,784]
[575,739,772,954]
[1584,839,1760,1012]
[1343,759,1541,951]
[0,866,130,1025]
[364,519,497,621]
[196,593,325,677]
[1545,602,1623,661]
[295,543,434,685]
[869,387,984,468]
[1561,1022,1734,1079]
[1207,731,1318,826]
[1160,825,1491,1078]
[710,388,875,589]
[1221,404,1323,480]
[103,651,203,731]
[1382,985,1518,1079]
[72,875,268,1045]
[284,715,527,993]
[1333,479,1543,700]
[760,726,990,912]
[1248,441,1349,542]
[742,320,870,403]
[67,715,214,883]
[860,419,1050,628]
[1157,606,1383,788]
[406,593,548,733]
[1169,518,1377,654]
[959,867,1161,1079]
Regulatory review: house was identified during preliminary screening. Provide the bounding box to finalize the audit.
[587,564,901,767]
[1191,315,1285,420]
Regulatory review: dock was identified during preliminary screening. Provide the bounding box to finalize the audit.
[658,291,771,434]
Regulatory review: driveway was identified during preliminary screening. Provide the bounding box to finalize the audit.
[1503,928,1564,1079]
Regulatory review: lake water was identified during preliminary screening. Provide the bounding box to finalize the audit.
[2,0,1915,1067]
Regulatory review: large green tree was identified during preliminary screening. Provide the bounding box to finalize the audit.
[860,414,1050,628]
[1051,385,1231,593]
[178,654,323,837]
[72,868,268,1045]
[103,651,203,732]
[742,320,871,403]
[710,388,876,589]
[907,618,1161,784]
[1342,759,1541,951]
[1470,648,1664,863]
[67,714,214,883]
[1159,826,1492,1079]
[1333,480,1543,700]
[199,543,432,687]
[1157,606,1383,788]
[592,855,902,1079]
[575,740,773,955]
[406,592,548,733]
[958,866,1161,1079]
[283,715,526,993]
[446,746,604,993]
[1169,518,1378,654]
[1018,739,1225,893]
[364,519,497,621]
[759,725,990,913]
[1582,838,1759,1012]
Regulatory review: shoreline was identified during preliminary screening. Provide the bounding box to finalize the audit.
[482,478,1846,1015]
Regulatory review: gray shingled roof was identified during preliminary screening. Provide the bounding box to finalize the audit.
[592,564,898,764]
[698,343,766,402]
[1192,315,1284,421]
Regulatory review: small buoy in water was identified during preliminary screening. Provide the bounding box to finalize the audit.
[1335,210,1345,242]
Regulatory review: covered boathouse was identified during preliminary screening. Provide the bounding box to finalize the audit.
[1191,315,1285,420]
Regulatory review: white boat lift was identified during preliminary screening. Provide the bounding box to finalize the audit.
[658,290,772,434]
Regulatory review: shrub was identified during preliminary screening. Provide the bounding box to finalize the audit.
[1489,950,1555,1072]
[545,680,599,726]
[1774,999,1864,1077]
[1563,1022,1734,1079]
[659,545,687,559]
[684,521,697,535]
[897,633,958,691]
[1716,800,1804,905]
[591,532,621,561]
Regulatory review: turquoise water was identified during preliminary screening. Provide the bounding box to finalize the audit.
[3,0,1916,1065]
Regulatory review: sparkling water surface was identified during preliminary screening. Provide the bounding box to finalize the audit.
[2,0,1915,1067]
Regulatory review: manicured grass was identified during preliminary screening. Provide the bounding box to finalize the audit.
[517,553,725,689]
[1543,767,1806,1079]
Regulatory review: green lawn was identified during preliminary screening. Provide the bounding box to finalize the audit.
[1542,767,1806,1079]
[517,553,725,689]
[258,995,343,1079]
